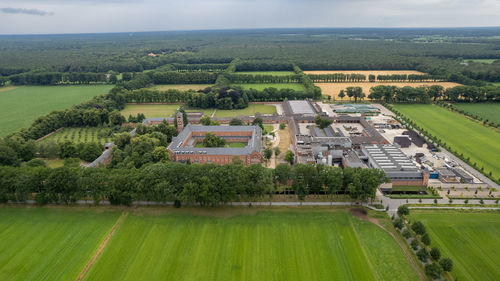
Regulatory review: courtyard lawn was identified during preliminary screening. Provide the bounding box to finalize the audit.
[41,127,113,145]
[234,83,306,91]
[0,85,113,136]
[234,71,296,76]
[392,104,500,181]
[214,104,276,118]
[0,207,121,281]
[452,103,500,125]
[410,210,500,281]
[120,104,214,118]
[195,142,247,148]
[84,209,419,281]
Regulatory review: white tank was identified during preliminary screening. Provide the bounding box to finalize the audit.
[322,158,327,165]
[328,155,333,166]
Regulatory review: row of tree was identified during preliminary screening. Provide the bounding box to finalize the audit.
[368,85,500,103]
[8,72,113,85]
[228,74,301,84]
[0,162,387,206]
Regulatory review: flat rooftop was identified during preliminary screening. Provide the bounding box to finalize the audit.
[287,100,316,115]
[363,144,420,173]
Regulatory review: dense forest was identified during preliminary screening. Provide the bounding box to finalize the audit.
[1,28,500,86]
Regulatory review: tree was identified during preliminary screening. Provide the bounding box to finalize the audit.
[393,218,404,230]
[200,116,212,126]
[279,123,286,130]
[79,143,102,162]
[397,205,410,217]
[252,117,263,129]
[152,146,169,162]
[284,150,294,165]
[410,239,419,250]
[263,147,273,161]
[273,147,281,157]
[114,132,131,149]
[314,115,333,129]
[402,229,412,239]
[202,133,226,147]
[229,118,243,126]
[338,90,345,100]
[425,263,442,279]
[0,145,19,166]
[430,247,441,261]
[59,142,78,158]
[417,248,429,262]
[274,164,291,186]
[108,110,125,126]
[411,221,426,235]
[421,233,431,246]
[439,258,453,272]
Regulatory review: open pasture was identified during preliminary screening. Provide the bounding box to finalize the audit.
[318,82,461,99]
[465,59,498,64]
[0,207,120,281]
[234,71,296,76]
[214,103,276,118]
[84,209,419,281]
[120,104,214,118]
[410,210,500,281]
[392,104,500,180]
[0,85,112,136]
[452,103,500,125]
[41,127,113,145]
[234,83,306,91]
[155,84,212,91]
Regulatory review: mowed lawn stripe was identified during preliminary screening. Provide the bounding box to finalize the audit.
[84,210,414,281]
[0,208,120,281]
[393,104,500,180]
[411,211,500,281]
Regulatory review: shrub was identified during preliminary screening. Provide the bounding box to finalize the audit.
[421,233,431,246]
[439,257,453,272]
[34,193,49,206]
[402,229,412,239]
[279,123,286,130]
[410,239,419,250]
[397,205,410,217]
[174,199,181,208]
[430,247,441,261]
[425,263,442,279]
[411,221,426,235]
[393,218,404,230]
[417,248,429,262]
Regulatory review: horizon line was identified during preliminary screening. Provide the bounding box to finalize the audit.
[1,26,500,36]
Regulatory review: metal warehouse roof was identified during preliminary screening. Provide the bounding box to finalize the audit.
[287,100,316,115]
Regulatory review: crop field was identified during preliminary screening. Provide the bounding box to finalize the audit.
[0,85,113,136]
[84,209,419,281]
[234,71,296,76]
[317,82,461,99]
[41,127,113,145]
[452,103,500,124]
[393,104,500,180]
[410,210,500,281]
[304,70,425,76]
[214,104,276,118]
[120,104,214,118]
[155,84,212,91]
[0,207,121,281]
[233,83,306,91]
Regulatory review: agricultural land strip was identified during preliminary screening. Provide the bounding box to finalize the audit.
[452,103,500,125]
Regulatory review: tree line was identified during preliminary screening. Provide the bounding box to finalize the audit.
[368,85,500,103]
[308,73,442,83]
[8,72,113,85]
[0,162,387,206]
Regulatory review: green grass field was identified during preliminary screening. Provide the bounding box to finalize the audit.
[393,104,500,180]
[120,104,214,118]
[410,210,500,281]
[0,85,112,136]
[234,83,306,91]
[84,209,419,281]
[452,103,500,124]
[214,104,277,118]
[41,127,113,145]
[0,207,120,281]
[234,71,296,76]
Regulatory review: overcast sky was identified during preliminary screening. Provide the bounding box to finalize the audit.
[0,0,499,34]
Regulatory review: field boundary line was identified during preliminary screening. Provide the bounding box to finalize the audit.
[75,211,128,281]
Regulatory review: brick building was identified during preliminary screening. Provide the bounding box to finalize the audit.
[168,124,263,165]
